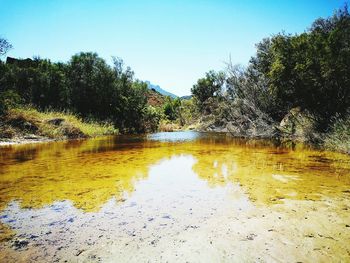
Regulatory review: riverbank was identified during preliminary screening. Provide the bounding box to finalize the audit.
[195,107,350,155]
[1,108,349,156]
[0,107,118,146]
[0,137,54,146]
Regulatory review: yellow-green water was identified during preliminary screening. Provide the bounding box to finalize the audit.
[0,132,349,262]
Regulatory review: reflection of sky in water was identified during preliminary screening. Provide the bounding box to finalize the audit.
[0,155,253,261]
[0,132,349,214]
[147,131,202,142]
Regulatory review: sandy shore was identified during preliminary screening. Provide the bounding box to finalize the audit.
[0,196,349,262]
[0,136,55,146]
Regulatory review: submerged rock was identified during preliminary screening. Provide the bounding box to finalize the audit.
[12,239,29,250]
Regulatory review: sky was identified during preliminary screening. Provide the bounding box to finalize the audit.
[0,0,345,96]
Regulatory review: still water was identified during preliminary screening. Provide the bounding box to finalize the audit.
[0,131,349,262]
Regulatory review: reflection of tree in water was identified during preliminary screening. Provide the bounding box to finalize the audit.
[0,135,349,212]
[0,223,14,242]
[0,138,178,212]
[191,144,350,206]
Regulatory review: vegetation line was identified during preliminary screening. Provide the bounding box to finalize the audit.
[0,5,349,153]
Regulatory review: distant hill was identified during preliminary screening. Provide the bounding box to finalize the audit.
[145,81,178,98]
[180,95,192,100]
[146,88,165,107]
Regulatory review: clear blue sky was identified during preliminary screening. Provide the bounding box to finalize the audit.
[0,0,345,96]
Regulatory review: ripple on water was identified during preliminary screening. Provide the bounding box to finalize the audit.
[0,132,350,261]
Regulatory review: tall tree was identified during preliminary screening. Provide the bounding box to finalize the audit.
[0,38,12,56]
[191,70,226,112]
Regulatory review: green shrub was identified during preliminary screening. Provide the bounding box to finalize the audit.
[0,90,22,115]
[324,115,350,153]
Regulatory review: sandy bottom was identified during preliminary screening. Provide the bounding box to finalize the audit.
[0,155,349,262]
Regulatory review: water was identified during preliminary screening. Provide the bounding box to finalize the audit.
[0,131,349,262]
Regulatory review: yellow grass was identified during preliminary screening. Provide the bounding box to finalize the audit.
[1,107,118,139]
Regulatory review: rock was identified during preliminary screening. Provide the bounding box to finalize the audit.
[47,118,65,126]
[9,117,38,132]
[12,239,29,250]
[24,122,38,132]
[60,123,86,139]
[246,234,257,240]
[23,134,40,140]
[279,107,317,141]
[199,99,277,138]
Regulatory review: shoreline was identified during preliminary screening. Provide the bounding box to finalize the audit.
[1,130,349,156]
[0,107,118,147]
[0,136,55,147]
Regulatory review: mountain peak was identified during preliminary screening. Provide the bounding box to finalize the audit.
[145,81,178,98]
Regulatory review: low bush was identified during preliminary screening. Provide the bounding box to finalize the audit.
[324,115,350,153]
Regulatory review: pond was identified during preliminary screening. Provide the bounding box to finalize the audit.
[0,131,349,262]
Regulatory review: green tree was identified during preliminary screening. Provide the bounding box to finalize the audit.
[163,97,181,121]
[191,70,226,112]
[67,52,116,118]
[246,5,350,128]
[0,38,12,57]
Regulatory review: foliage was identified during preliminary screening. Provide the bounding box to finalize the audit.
[191,70,226,113]
[250,6,350,126]
[0,52,151,133]
[163,97,181,121]
[324,114,350,153]
[192,5,350,136]
[177,98,197,126]
[158,96,198,128]
[0,38,12,56]
[142,106,163,132]
[226,63,272,116]
[0,89,22,115]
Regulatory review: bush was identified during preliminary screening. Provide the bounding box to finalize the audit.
[163,97,181,121]
[0,90,22,115]
[324,115,350,153]
[142,106,163,132]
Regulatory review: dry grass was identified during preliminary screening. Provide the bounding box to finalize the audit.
[323,116,350,154]
[0,107,118,140]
